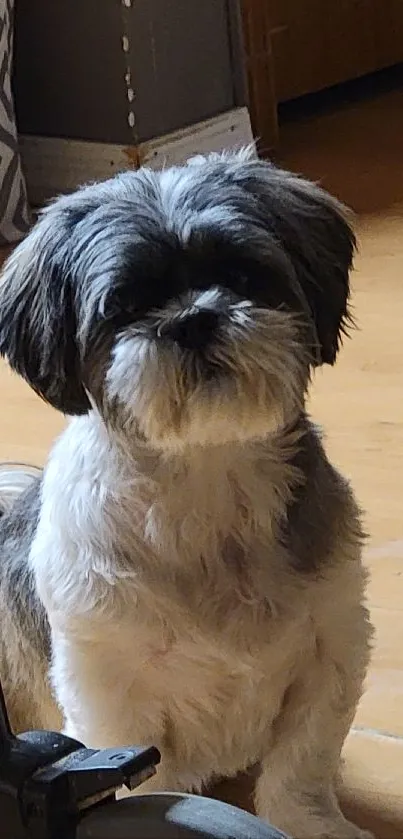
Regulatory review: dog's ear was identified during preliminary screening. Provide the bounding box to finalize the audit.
[277,174,356,366]
[0,200,91,415]
[237,161,356,365]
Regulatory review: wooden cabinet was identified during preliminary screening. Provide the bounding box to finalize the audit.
[269,0,403,102]
[241,0,403,149]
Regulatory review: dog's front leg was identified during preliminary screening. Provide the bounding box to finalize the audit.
[255,639,373,838]
[50,630,202,795]
[51,630,159,747]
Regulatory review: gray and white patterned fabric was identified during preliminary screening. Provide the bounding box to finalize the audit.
[0,0,30,244]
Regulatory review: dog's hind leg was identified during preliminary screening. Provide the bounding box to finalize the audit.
[0,463,60,733]
[255,570,373,839]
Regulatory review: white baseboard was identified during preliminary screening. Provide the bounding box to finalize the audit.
[20,107,254,205]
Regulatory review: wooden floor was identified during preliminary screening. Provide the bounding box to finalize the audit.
[278,89,403,837]
[1,84,403,836]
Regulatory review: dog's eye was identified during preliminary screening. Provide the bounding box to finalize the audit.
[101,275,182,327]
[219,272,249,298]
[100,292,141,327]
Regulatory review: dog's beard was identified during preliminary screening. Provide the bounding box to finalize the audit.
[106,298,309,452]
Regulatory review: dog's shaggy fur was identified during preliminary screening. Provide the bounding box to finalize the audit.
[0,150,373,838]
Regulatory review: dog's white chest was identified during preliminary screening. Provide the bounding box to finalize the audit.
[86,609,309,779]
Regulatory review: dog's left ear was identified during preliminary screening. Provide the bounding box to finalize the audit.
[239,162,356,365]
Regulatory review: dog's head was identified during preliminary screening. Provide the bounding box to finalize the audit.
[0,150,355,450]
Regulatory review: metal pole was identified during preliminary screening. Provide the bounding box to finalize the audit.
[0,678,13,748]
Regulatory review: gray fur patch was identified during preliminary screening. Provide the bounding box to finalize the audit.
[282,417,365,574]
[0,477,51,660]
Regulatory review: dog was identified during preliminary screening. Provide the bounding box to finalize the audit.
[0,150,373,838]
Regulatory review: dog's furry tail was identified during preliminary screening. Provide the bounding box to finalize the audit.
[0,463,42,517]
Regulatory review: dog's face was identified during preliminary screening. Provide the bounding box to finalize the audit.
[0,150,355,450]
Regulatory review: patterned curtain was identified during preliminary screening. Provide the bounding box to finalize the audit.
[0,0,31,244]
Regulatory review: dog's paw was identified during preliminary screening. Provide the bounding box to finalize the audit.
[325,831,375,839]
[266,815,375,839]
[297,825,375,839]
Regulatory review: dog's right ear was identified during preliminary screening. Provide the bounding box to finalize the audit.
[0,201,91,415]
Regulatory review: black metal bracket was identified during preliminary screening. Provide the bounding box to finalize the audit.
[0,680,160,839]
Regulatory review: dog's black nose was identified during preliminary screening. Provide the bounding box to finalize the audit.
[163,309,219,350]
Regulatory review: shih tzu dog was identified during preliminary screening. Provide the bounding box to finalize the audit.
[0,150,373,839]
